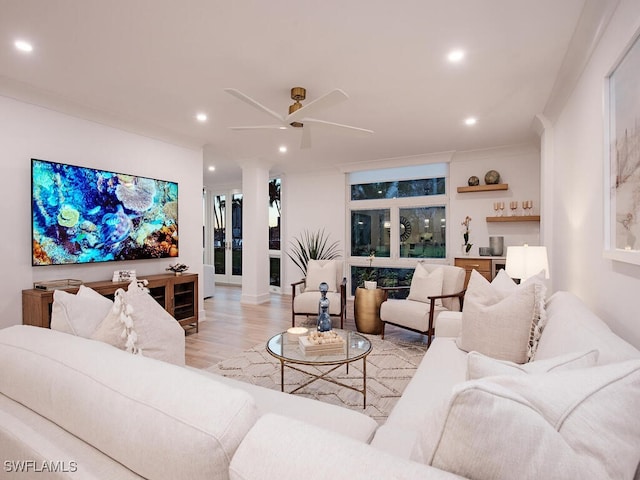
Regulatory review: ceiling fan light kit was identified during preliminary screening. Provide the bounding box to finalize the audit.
[288,87,305,127]
[225,86,373,148]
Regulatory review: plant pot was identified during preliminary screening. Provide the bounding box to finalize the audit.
[354,287,386,334]
[364,280,377,290]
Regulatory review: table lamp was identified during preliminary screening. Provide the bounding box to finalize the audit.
[505,244,549,281]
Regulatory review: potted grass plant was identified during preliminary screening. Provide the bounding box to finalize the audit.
[287,228,341,276]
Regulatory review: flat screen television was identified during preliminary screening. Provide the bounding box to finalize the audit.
[32,158,178,266]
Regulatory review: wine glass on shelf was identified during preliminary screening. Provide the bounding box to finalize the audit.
[509,201,518,216]
[497,201,505,217]
[493,202,500,217]
[523,200,533,216]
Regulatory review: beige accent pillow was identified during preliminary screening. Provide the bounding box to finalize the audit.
[92,281,185,366]
[457,269,546,363]
[51,286,113,338]
[412,360,640,480]
[466,349,599,380]
[407,264,443,305]
[305,260,338,292]
[490,269,548,358]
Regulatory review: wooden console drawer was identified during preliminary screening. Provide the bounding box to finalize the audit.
[454,257,492,288]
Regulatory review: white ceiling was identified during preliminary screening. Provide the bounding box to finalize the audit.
[1,0,591,187]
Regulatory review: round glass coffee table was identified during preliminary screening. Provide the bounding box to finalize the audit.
[266,329,372,408]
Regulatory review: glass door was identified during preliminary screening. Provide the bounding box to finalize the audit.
[212,192,243,285]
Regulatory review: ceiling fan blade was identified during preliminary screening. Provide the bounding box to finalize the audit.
[224,88,285,124]
[286,89,349,124]
[303,118,374,135]
[229,125,288,130]
[300,125,312,149]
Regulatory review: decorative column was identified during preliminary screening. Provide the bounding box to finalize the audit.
[240,161,270,305]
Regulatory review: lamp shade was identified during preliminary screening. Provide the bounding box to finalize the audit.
[505,245,549,281]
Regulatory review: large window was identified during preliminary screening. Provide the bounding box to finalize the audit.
[269,177,282,290]
[351,209,390,257]
[351,177,445,200]
[269,178,281,251]
[398,206,446,259]
[348,164,449,291]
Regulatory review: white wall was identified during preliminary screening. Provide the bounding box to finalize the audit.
[0,95,204,329]
[450,145,542,257]
[282,170,346,290]
[551,0,640,347]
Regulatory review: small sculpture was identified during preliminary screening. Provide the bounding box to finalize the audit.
[166,263,189,275]
[467,176,480,186]
[484,170,501,185]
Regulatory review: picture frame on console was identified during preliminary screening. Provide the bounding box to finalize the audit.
[112,270,137,283]
[604,26,640,265]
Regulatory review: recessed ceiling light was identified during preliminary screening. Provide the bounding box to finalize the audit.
[196,113,207,122]
[208,166,215,172]
[447,49,465,63]
[279,146,287,153]
[14,40,33,53]
[278,126,287,130]
[464,117,477,126]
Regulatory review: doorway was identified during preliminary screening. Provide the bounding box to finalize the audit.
[212,192,243,285]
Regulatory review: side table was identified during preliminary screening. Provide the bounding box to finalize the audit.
[354,287,386,334]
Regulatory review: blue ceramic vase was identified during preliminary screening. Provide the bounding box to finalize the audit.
[317,282,332,332]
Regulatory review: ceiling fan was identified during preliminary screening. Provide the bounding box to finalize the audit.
[224,87,373,149]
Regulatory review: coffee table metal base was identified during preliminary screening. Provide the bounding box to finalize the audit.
[266,329,372,409]
[277,358,368,408]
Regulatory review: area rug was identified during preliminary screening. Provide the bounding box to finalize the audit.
[205,334,427,424]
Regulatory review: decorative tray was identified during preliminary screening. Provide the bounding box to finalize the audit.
[299,331,346,355]
[33,279,83,291]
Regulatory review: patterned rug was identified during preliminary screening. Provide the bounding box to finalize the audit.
[205,334,427,424]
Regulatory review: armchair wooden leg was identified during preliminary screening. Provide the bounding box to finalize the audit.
[381,322,386,340]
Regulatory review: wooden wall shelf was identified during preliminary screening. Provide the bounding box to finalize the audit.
[457,184,509,193]
[486,215,540,222]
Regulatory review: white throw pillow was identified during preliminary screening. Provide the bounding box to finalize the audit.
[490,270,547,358]
[407,264,443,305]
[412,360,640,480]
[457,270,546,363]
[466,349,599,380]
[305,260,338,292]
[92,281,185,366]
[490,268,519,294]
[492,268,546,293]
[50,286,113,338]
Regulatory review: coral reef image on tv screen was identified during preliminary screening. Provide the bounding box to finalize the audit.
[32,159,178,265]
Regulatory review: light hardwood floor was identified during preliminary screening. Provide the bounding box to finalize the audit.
[185,284,427,369]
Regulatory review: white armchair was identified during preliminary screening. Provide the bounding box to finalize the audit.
[380,263,466,346]
[291,259,347,329]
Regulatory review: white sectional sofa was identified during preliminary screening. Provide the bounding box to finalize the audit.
[1,291,639,479]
